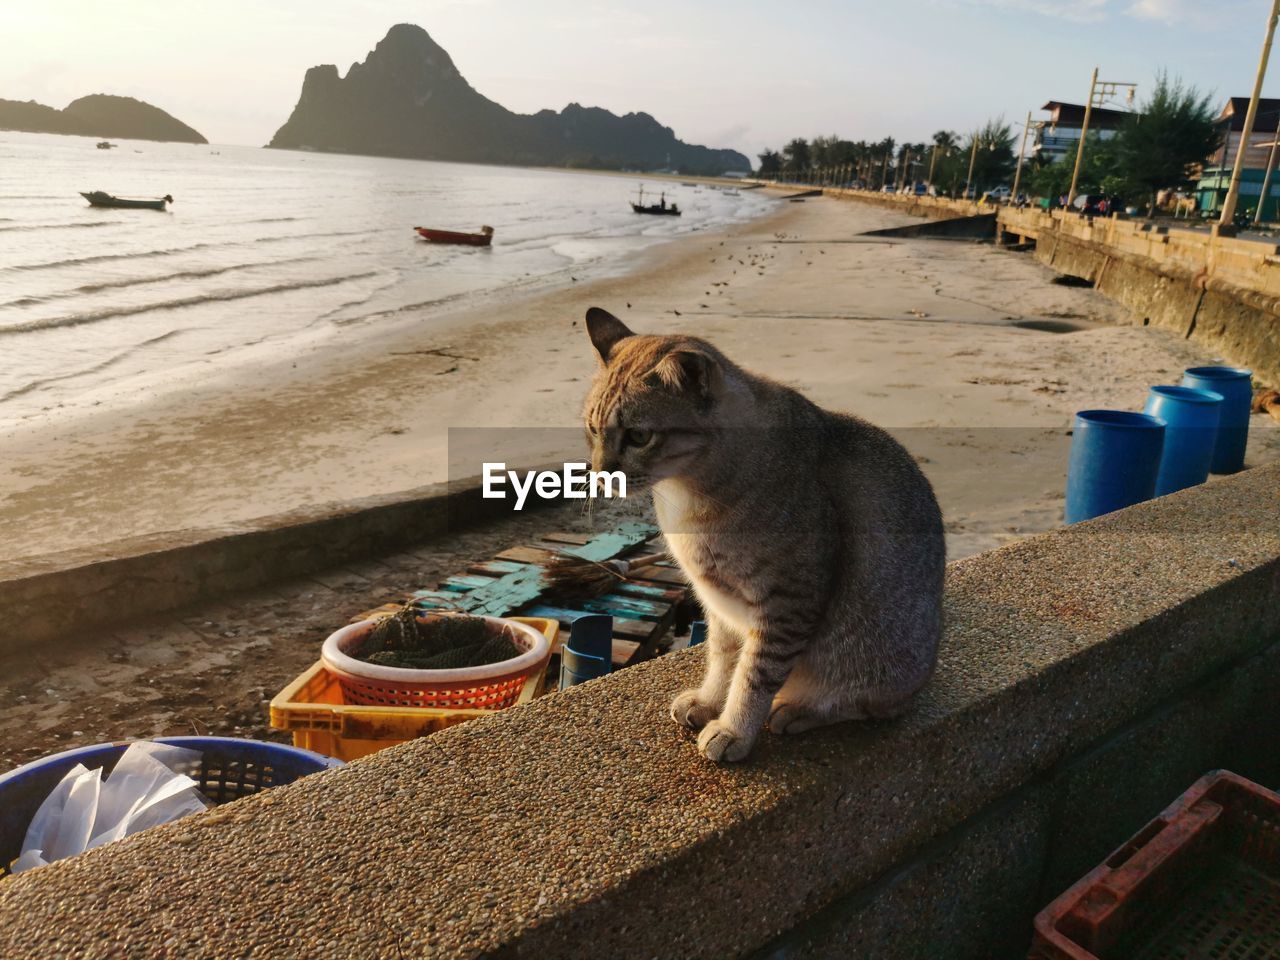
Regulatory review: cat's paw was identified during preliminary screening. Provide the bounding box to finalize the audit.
[696,719,754,763]
[670,689,718,729]
[769,701,826,735]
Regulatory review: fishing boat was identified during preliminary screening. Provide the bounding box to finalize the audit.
[79,191,173,211]
[96,141,116,150]
[414,225,494,247]
[631,186,680,217]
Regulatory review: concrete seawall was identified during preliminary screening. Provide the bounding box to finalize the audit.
[1,465,1276,958]
[0,469,562,654]
[791,184,1279,386]
[997,206,1280,387]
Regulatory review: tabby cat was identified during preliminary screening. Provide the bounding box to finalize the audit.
[581,307,945,762]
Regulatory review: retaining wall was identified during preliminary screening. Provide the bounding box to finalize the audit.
[996,206,1280,388]
[1,465,1276,959]
[0,469,562,654]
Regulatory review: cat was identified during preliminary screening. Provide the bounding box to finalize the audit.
[581,307,945,762]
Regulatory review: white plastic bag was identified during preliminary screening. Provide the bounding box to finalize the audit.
[12,741,211,874]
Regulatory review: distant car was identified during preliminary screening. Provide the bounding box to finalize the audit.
[881,185,896,193]
[986,185,1012,202]
[1072,194,1123,216]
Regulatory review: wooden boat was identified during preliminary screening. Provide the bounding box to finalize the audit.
[79,191,173,210]
[414,225,494,246]
[96,141,116,150]
[631,187,680,217]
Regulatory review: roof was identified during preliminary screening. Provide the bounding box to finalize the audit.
[1217,97,1280,132]
[1040,100,1134,129]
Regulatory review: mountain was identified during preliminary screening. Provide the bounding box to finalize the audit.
[267,24,749,175]
[0,94,207,143]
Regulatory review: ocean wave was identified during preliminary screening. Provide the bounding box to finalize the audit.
[76,256,320,294]
[6,241,220,273]
[4,228,370,273]
[0,256,321,309]
[0,220,117,233]
[0,329,187,404]
[0,271,379,335]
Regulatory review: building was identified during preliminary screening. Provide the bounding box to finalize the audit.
[1195,97,1280,220]
[1034,100,1133,164]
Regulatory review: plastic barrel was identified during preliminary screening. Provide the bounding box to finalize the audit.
[559,614,612,688]
[1181,366,1253,473]
[689,621,708,647]
[1143,386,1224,496]
[1064,411,1165,524]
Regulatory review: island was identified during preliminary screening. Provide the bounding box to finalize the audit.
[0,94,207,144]
[267,24,749,176]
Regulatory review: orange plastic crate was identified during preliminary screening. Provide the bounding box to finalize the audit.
[1031,770,1280,960]
[270,617,557,761]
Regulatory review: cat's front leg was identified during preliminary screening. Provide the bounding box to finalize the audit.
[670,615,740,730]
[697,631,806,763]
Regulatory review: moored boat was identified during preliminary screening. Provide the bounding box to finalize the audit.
[414,225,494,246]
[96,141,116,149]
[79,191,173,211]
[631,186,680,216]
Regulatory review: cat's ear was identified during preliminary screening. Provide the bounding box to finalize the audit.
[585,307,634,363]
[651,349,717,403]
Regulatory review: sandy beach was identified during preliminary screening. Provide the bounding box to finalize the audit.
[2,192,1276,565]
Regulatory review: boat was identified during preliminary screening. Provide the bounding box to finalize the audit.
[96,141,116,150]
[631,186,681,217]
[414,225,494,247]
[79,191,173,211]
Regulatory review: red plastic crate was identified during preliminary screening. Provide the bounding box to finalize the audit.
[1032,770,1280,960]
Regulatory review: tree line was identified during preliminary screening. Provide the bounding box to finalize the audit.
[756,123,1016,196]
[756,74,1222,212]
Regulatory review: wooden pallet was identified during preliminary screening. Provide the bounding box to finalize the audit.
[357,523,692,670]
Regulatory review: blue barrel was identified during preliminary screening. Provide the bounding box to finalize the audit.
[688,621,708,647]
[1181,366,1253,473]
[559,614,613,688]
[1064,411,1166,523]
[1143,386,1223,496]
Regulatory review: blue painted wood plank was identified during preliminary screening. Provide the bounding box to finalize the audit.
[561,522,659,562]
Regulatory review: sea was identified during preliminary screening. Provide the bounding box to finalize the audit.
[0,132,771,426]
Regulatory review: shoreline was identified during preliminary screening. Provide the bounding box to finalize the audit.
[2,194,1276,564]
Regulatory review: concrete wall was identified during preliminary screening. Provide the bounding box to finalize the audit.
[802,187,1280,388]
[1,464,1276,959]
[0,469,561,654]
[997,206,1280,387]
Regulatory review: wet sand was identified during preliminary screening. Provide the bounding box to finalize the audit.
[2,194,1276,565]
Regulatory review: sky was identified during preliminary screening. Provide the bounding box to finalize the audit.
[0,0,1271,158]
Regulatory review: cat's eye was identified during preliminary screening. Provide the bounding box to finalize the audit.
[623,427,654,447]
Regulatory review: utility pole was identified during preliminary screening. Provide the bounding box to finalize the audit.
[1067,68,1138,209]
[964,134,980,199]
[1011,110,1033,203]
[1067,68,1098,208]
[927,144,939,186]
[1221,0,1280,226]
[880,151,889,189]
[1255,130,1280,224]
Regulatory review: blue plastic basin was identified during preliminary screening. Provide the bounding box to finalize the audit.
[0,736,342,875]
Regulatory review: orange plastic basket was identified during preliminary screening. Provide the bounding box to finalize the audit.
[271,617,557,761]
[321,613,552,710]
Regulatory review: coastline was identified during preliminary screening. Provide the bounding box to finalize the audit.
[2,194,1276,564]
